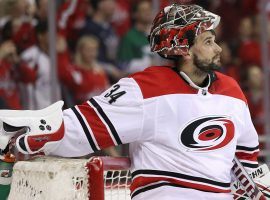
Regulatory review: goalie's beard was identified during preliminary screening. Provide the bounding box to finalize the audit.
[193,54,221,73]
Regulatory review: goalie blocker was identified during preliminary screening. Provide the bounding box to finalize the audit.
[0,101,64,155]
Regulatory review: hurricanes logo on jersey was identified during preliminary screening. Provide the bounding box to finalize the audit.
[179,116,234,152]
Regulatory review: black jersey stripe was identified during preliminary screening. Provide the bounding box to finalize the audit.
[131,181,220,199]
[132,169,230,188]
[236,145,259,152]
[71,106,98,151]
[241,162,259,169]
[89,98,122,145]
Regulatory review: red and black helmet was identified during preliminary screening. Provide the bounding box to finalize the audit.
[149,4,220,59]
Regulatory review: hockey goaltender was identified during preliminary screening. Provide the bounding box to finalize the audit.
[0,3,270,200]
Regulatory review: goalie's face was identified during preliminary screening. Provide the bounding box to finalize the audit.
[189,31,222,72]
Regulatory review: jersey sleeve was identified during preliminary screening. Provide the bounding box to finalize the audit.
[236,103,260,173]
[51,77,152,157]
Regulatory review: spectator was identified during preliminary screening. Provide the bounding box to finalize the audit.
[0,0,28,28]
[57,35,110,105]
[81,0,119,64]
[20,20,52,109]
[57,0,90,51]
[111,0,132,37]
[210,0,241,42]
[34,0,48,22]
[237,16,261,67]
[117,0,156,73]
[57,34,121,157]
[0,0,36,53]
[0,40,36,109]
[244,65,265,136]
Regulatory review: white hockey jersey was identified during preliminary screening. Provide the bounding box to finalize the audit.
[51,66,259,200]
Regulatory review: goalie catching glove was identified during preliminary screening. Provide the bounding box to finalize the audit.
[0,101,64,155]
[232,164,270,199]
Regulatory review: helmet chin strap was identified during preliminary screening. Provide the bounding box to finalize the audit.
[179,71,211,91]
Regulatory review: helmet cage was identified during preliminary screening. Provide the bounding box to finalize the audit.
[149,4,220,57]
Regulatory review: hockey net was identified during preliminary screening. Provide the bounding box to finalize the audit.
[8,156,131,200]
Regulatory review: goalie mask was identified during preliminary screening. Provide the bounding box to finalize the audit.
[149,4,220,59]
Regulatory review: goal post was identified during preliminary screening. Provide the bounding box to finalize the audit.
[88,157,131,200]
[8,156,131,200]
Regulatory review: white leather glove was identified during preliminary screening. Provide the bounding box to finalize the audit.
[0,101,65,155]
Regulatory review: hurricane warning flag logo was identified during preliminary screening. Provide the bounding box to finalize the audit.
[179,116,235,152]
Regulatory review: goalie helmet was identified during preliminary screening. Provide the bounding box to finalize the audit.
[149,4,221,59]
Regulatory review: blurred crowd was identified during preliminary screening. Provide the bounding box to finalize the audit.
[0,0,269,156]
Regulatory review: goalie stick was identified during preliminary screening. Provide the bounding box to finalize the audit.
[232,156,266,200]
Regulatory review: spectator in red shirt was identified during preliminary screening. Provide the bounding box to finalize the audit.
[57,0,90,51]
[244,65,265,154]
[57,35,109,105]
[1,0,36,53]
[111,0,132,37]
[57,35,122,157]
[0,40,36,109]
[244,65,264,136]
[237,16,261,67]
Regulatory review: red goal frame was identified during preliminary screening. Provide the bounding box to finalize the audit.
[86,157,131,200]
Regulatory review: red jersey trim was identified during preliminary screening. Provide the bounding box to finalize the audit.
[235,151,259,162]
[130,176,231,198]
[27,122,65,152]
[130,66,197,99]
[77,102,115,149]
[235,145,259,164]
[71,106,99,151]
[89,98,122,145]
[78,103,115,149]
[130,66,247,103]
[210,72,247,104]
[130,169,231,198]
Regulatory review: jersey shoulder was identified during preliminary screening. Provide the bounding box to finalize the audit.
[129,66,195,99]
[211,72,247,104]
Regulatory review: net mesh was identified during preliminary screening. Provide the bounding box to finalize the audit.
[8,156,131,200]
[104,170,131,200]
